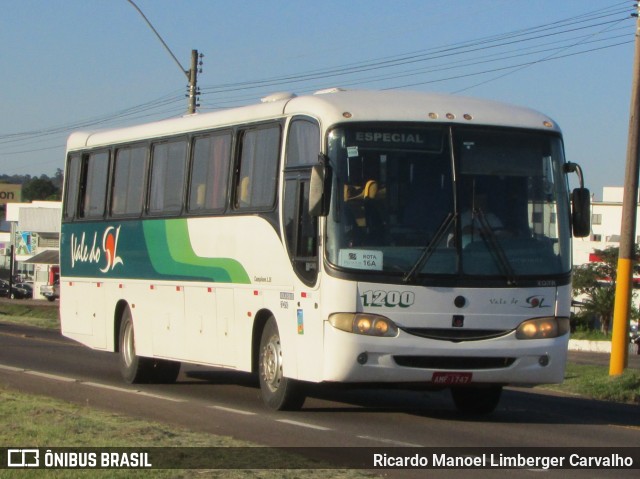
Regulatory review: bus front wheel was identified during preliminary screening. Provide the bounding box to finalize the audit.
[118,307,180,384]
[258,318,305,410]
[450,385,502,415]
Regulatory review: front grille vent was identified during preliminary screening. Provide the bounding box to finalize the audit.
[401,327,512,342]
[394,356,516,370]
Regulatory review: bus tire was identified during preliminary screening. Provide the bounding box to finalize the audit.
[118,307,181,384]
[258,317,305,411]
[450,385,502,415]
[118,307,153,383]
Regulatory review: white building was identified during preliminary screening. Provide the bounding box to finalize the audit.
[571,186,640,318]
[5,201,61,299]
[572,187,639,266]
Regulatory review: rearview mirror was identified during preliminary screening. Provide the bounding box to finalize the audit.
[571,187,591,237]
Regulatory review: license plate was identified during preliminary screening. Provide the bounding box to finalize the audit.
[432,372,473,385]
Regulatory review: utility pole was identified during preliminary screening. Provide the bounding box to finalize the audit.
[187,49,200,115]
[610,3,640,376]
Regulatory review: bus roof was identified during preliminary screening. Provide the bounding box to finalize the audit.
[67,89,560,150]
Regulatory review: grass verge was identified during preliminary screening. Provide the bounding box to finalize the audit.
[570,330,611,341]
[0,301,59,329]
[539,362,640,404]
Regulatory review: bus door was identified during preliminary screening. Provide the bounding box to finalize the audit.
[282,117,321,379]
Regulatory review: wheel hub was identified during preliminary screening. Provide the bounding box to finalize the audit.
[262,336,282,391]
[122,322,134,367]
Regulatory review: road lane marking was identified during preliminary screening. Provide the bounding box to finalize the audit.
[24,370,77,382]
[133,390,185,402]
[0,364,25,372]
[357,435,423,447]
[82,381,135,393]
[2,363,183,403]
[82,381,185,402]
[276,419,331,431]
[210,405,256,416]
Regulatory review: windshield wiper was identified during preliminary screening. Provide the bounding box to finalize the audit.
[473,208,517,286]
[403,212,455,284]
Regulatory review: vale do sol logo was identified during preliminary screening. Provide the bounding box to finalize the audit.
[70,225,124,273]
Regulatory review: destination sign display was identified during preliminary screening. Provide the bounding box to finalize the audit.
[346,127,444,152]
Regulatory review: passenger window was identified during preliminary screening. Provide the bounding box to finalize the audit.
[111,145,148,217]
[188,132,231,213]
[235,125,281,210]
[78,151,109,219]
[63,154,81,220]
[149,139,187,215]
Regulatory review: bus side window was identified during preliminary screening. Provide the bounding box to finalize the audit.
[188,132,231,213]
[235,125,281,210]
[111,145,148,217]
[63,154,82,220]
[78,150,109,219]
[149,139,187,215]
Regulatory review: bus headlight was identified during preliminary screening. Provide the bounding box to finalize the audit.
[329,313,399,337]
[516,317,570,340]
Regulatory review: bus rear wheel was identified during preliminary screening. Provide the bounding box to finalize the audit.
[118,306,180,384]
[258,318,305,410]
[450,385,502,415]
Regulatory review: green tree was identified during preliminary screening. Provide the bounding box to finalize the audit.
[22,177,60,201]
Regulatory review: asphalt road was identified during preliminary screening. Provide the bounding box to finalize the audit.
[0,321,638,478]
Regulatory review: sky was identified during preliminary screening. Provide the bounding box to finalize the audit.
[0,0,636,199]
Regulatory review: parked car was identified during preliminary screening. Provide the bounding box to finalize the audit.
[14,282,33,298]
[40,280,59,302]
[0,280,30,299]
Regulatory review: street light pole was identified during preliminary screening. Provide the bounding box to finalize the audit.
[127,0,200,114]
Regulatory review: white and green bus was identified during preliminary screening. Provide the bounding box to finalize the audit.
[60,88,590,414]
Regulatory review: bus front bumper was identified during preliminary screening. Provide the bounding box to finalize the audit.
[321,322,568,386]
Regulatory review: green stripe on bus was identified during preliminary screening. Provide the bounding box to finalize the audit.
[143,219,251,284]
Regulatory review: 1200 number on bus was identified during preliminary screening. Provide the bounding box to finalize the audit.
[361,290,415,308]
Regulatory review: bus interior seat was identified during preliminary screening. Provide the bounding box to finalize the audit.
[344,180,378,226]
[239,176,250,206]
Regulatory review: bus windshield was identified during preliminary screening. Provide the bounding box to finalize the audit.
[326,123,572,282]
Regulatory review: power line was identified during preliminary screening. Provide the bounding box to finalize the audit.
[195,12,633,107]
[453,15,630,93]
[198,6,631,95]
